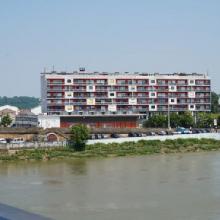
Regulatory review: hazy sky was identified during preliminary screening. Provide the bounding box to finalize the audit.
[0,0,219,97]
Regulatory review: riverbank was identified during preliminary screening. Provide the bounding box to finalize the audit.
[1,138,220,162]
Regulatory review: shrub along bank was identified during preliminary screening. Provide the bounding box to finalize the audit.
[0,138,220,161]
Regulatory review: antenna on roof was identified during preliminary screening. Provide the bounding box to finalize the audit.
[43,67,46,73]
[206,68,209,76]
[52,65,55,72]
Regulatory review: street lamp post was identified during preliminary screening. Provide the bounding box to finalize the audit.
[168,93,171,130]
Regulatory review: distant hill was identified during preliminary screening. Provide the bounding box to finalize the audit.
[0,96,40,109]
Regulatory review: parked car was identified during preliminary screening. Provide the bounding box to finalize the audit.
[97,134,104,139]
[135,133,142,137]
[157,130,166,135]
[192,129,200,134]
[128,132,137,137]
[89,134,96,139]
[176,127,192,134]
[111,133,119,138]
[0,138,7,144]
[172,131,181,135]
[165,130,173,135]
[183,129,192,134]
[205,129,211,133]
[200,129,207,133]
[176,127,185,134]
[146,131,156,136]
[94,134,99,139]
[5,138,13,143]
[11,138,25,144]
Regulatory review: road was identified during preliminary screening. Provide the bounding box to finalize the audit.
[88,133,220,144]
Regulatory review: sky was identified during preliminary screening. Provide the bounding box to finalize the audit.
[0,0,219,97]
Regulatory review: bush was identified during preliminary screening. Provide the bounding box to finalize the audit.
[143,114,167,128]
[68,124,90,151]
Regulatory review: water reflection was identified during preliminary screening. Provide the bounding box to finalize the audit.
[68,159,88,176]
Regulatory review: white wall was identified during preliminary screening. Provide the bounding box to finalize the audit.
[31,106,42,115]
[38,115,60,129]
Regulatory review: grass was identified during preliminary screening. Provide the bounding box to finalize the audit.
[0,138,220,162]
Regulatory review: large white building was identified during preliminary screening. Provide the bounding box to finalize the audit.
[41,71,211,128]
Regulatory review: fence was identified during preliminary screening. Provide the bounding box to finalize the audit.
[0,141,67,150]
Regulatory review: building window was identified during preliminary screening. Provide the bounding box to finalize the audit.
[110,92,115,97]
[170,98,175,103]
[66,79,72,84]
[189,80,195,85]
[151,80,156,84]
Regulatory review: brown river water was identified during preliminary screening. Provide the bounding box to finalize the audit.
[0,152,220,220]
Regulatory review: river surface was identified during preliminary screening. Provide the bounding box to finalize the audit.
[1,152,220,220]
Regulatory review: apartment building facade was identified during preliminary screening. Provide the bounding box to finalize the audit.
[41,71,211,128]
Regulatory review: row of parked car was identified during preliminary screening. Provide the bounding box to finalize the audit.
[0,138,25,144]
[175,127,211,134]
[89,127,213,139]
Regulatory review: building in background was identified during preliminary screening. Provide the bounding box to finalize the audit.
[14,110,38,128]
[31,106,42,115]
[0,105,19,122]
[38,115,60,129]
[41,71,211,128]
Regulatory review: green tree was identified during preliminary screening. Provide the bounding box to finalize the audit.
[217,115,220,127]
[69,124,90,151]
[178,112,194,128]
[1,114,12,127]
[143,114,167,128]
[170,113,180,128]
[0,96,40,109]
[211,92,219,113]
[196,112,213,128]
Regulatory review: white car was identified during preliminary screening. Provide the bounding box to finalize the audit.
[11,138,25,144]
[0,138,7,144]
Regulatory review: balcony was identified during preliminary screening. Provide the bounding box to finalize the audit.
[47,88,63,91]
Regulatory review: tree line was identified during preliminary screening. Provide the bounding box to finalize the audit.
[143,112,220,129]
[211,92,220,113]
[0,96,40,109]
